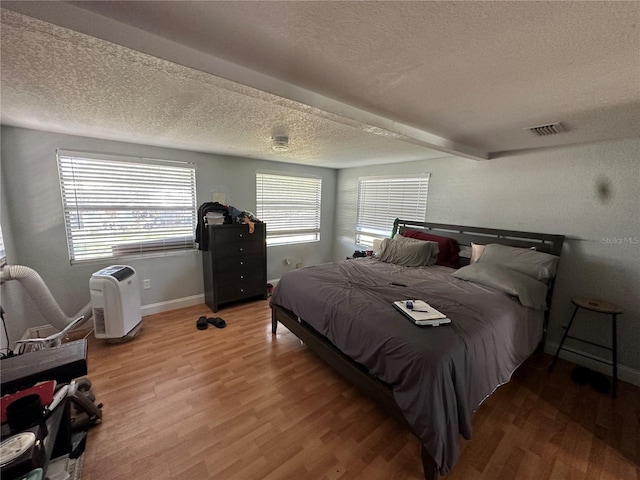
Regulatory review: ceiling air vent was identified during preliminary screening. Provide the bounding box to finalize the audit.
[526,122,566,136]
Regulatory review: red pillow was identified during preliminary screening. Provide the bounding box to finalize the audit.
[401,230,460,268]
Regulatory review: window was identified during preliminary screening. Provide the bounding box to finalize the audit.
[356,175,429,247]
[57,151,197,263]
[256,173,322,246]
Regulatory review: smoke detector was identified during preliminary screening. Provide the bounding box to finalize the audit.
[525,122,566,136]
[272,136,289,152]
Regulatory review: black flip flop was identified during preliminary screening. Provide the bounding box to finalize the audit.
[207,317,226,329]
[196,316,208,330]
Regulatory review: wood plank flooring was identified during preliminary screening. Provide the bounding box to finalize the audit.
[81,299,639,479]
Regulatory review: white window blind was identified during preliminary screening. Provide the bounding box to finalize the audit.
[356,175,429,247]
[256,173,322,246]
[0,223,6,266]
[57,151,197,262]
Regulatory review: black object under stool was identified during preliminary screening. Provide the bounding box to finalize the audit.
[570,366,611,394]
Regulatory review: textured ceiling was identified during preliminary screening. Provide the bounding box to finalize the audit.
[1,1,639,168]
[0,9,443,168]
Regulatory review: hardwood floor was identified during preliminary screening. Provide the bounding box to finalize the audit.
[82,299,639,479]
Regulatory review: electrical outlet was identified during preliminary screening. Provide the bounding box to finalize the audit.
[143,279,151,290]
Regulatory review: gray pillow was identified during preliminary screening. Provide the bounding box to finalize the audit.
[378,236,439,267]
[452,263,548,310]
[476,243,559,282]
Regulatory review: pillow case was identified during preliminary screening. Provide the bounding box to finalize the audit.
[401,230,460,268]
[372,238,384,255]
[452,263,548,310]
[395,235,440,265]
[476,243,559,281]
[470,242,485,264]
[378,235,439,267]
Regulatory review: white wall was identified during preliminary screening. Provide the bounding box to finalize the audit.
[0,126,336,345]
[335,138,640,382]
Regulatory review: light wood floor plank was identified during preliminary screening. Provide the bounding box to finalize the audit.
[81,299,639,479]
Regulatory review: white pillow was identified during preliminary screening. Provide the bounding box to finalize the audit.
[453,263,548,310]
[471,242,534,265]
[470,242,485,264]
[476,243,559,282]
[372,238,383,255]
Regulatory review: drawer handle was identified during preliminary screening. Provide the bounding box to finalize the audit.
[240,275,244,279]
[240,288,244,293]
[239,247,243,252]
[239,234,244,238]
[240,261,244,266]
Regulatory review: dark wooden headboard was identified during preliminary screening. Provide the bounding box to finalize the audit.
[392,219,565,264]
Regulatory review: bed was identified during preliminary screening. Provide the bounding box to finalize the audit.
[270,220,564,479]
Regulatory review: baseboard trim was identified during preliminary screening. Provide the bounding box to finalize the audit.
[545,341,640,387]
[141,294,205,316]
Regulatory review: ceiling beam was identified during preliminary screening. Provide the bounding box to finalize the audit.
[2,2,488,161]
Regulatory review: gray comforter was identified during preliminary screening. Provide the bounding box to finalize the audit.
[271,258,543,475]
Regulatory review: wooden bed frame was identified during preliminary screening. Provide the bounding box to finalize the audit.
[271,220,565,480]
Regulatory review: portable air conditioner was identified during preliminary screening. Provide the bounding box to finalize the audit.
[90,265,141,339]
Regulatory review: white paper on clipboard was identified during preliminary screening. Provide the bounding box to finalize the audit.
[393,300,451,326]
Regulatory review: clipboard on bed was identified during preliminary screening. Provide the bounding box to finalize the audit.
[393,300,451,326]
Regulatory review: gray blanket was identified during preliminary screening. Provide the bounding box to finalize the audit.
[271,258,543,475]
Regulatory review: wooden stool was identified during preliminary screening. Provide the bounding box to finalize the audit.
[549,296,623,397]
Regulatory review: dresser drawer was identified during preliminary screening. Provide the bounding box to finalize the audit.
[217,280,265,303]
[213,240,264,259]
[214,254,263,274]
[216,266,264,283]
[212,224,264,246]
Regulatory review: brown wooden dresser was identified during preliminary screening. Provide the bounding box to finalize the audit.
[202,223,267,312]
